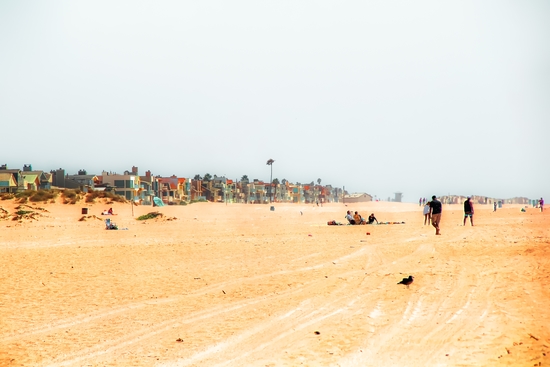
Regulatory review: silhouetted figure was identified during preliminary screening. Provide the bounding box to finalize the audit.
[463,197,474,226]
[398,275,414,288]
[429,195,442,235]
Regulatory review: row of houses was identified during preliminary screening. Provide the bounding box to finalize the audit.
[0,164,353,205]
[439,194,532,206]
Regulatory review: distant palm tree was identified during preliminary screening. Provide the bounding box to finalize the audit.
[194,174,202,180]
[241,175,249,183]
[317,178,322,185]
[203,173,212,182]
[266,159,275,203]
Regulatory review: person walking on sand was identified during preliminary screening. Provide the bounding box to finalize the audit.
[540,198,544,212]
[463,197,474,226]
[429,195,442,235]
[423,200,431,225]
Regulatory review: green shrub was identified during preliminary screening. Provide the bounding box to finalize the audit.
[136,212,162,220]
[15,190,33,203]
[15,190,33,198]
[190,198,207,204]
[86,190,126,203]
[62,189,81,204]
[29,190,58,202]
[16,210,33,215]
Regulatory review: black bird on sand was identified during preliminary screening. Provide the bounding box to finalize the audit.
[397,276,414,287]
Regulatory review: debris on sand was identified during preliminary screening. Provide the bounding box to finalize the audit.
[0,207,9,220]
[2,205,49,222]
[78,215,103,222]
[15,204,49,213]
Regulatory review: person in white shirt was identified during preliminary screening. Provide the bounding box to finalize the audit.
[423,201,431,225]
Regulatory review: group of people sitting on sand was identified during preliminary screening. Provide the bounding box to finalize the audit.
[345,210,378,225]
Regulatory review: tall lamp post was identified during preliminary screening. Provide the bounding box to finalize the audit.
[266,159,274,203]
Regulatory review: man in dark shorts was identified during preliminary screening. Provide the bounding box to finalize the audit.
[429,195,442,235]
[463,197,474,226]
[367,213,378,224]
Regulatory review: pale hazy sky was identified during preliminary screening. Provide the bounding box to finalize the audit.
[1,1,549,202]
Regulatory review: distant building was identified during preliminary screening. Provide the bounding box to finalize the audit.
[100,170,139,201]
[64,170,99,192]
[138,170,157,205]
[50,168,66,188]
[20,164,53,190]
[0,164,49,191]
[0,172,17,193]
[344,193,373,203]
[158,175,187,204]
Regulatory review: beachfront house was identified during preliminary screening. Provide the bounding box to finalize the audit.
[272,181,286,202]
[138,170,157,205]
[22,164,53,190]
[0,164,41,191]
[64,170,99,192]
[302,184,315,203]
[100,171,140,201]
[158,175,187,204]
[0,172,17,193]
[288,184,304,203]
[189,179,204,201]
[233,180,246,203]
[212,176,236,203]
[40,172,53,189]
[0,166,26,192]
[223,179,236,203]
[250,180,267,203]
[21,173,41,190]
[200,178,225,202]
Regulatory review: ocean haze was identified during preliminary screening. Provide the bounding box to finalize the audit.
[1,1,549,202]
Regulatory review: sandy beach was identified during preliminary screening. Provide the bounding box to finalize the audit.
[1,198,549,366]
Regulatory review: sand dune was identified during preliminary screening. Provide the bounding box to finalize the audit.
[0,199,549,366]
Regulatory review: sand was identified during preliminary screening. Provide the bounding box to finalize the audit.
[0,198,549,366]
